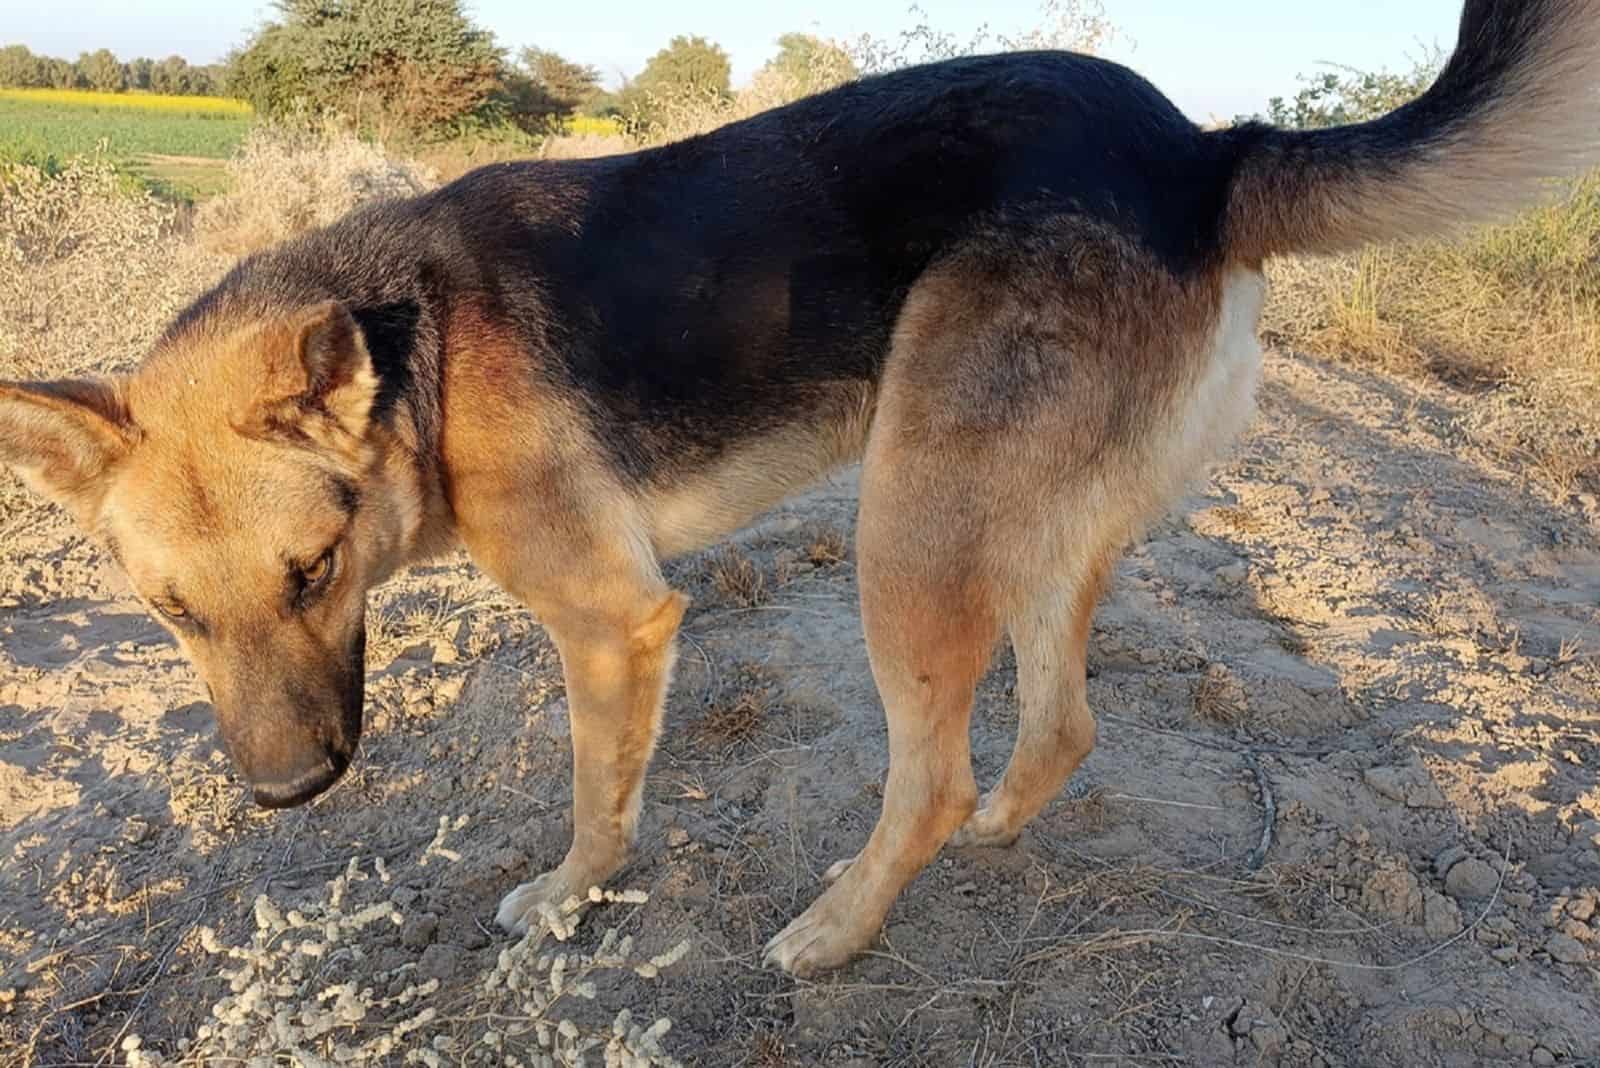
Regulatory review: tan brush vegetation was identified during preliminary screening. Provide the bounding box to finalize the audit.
[1252,55,1600,496]
[195,119,436,256]
[1263,176,1600,494]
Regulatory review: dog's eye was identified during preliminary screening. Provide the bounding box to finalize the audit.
[155,600,187,621]
[303,551,333,587]
[296,548,338,604]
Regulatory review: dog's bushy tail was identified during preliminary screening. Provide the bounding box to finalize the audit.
[1221,0,1600,260]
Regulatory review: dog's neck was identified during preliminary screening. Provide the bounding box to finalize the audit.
[354,292,458,568]
[165,234,460,566]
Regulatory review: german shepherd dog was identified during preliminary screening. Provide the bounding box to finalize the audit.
[3,1,1598,976]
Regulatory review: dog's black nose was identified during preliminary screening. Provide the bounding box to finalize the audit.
[252,749,348,809]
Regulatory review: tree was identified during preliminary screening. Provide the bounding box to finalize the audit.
[128,56,154,91]
[228,0,507,138]
[519,46,601,118]
[759,33,858,94]
[76,49,127,93]
[0,44,45,88]
[851,0,1118,75]
[636,35,731,99]
[149,55,192,94]
[191,64,225,96]
[44,57,78,88]
[1241,52,1443,130]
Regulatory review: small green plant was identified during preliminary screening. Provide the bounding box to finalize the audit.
[1245,51,1443,129]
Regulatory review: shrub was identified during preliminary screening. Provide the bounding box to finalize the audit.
[227,0,506,141]
[194,119,435,256]
[0,153,223,382]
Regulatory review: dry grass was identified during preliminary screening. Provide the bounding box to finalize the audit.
[0,153,224,383]
[694,688,770,757]
[1192,664,1250,728]
[194,119,436,257]
[708,547,769,609]
[534,133,632,161]
[801,525,850,567]
[415,136,564,182]
[692,662,780,758]
[1265,173,1600,495]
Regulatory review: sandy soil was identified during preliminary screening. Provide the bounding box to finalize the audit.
[2,347,1598,1066]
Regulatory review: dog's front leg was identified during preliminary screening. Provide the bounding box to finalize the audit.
[496,590,688,931]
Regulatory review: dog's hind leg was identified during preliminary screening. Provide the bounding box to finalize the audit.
[951,547,1113,848]
[763,396,1001,976]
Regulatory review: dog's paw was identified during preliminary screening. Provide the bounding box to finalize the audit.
[495,869,587,934]
[762,868,882,977]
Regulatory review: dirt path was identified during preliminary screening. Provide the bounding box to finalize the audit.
[3,347,1597,1066]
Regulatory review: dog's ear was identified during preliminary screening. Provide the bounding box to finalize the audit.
[0,377,135,526]
[252,302,379,446]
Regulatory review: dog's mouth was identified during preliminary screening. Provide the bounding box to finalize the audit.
[251,747,351,808]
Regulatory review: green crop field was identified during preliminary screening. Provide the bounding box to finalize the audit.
[0,88,253,199]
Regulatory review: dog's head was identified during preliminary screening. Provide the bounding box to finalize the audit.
[0,301,430,807]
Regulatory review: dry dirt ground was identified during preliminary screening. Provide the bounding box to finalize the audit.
[3,345,1599,1066]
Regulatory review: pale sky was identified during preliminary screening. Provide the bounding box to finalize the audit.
[5,0,1463,122]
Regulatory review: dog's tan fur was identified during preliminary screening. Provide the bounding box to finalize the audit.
[5,1,1600,977]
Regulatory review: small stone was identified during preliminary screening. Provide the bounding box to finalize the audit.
[1445,859,1500,900]
[953,881,977,895]
[665,827,691,848]
[1434,844,1469,878]
[1492,945,1519,963]
[1215,563,1248,586]
[1506,1035,1535,1057]
[1532,1047,1557,1066]
[401,913,439,950]
[1424,892,1463,939]
[1566,896,1596,922]
[1364,767,1410,803]
[417,942,464,982]
[1405,780,1448,810]
[490,847,527,873]
[1547,933,1589,964]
